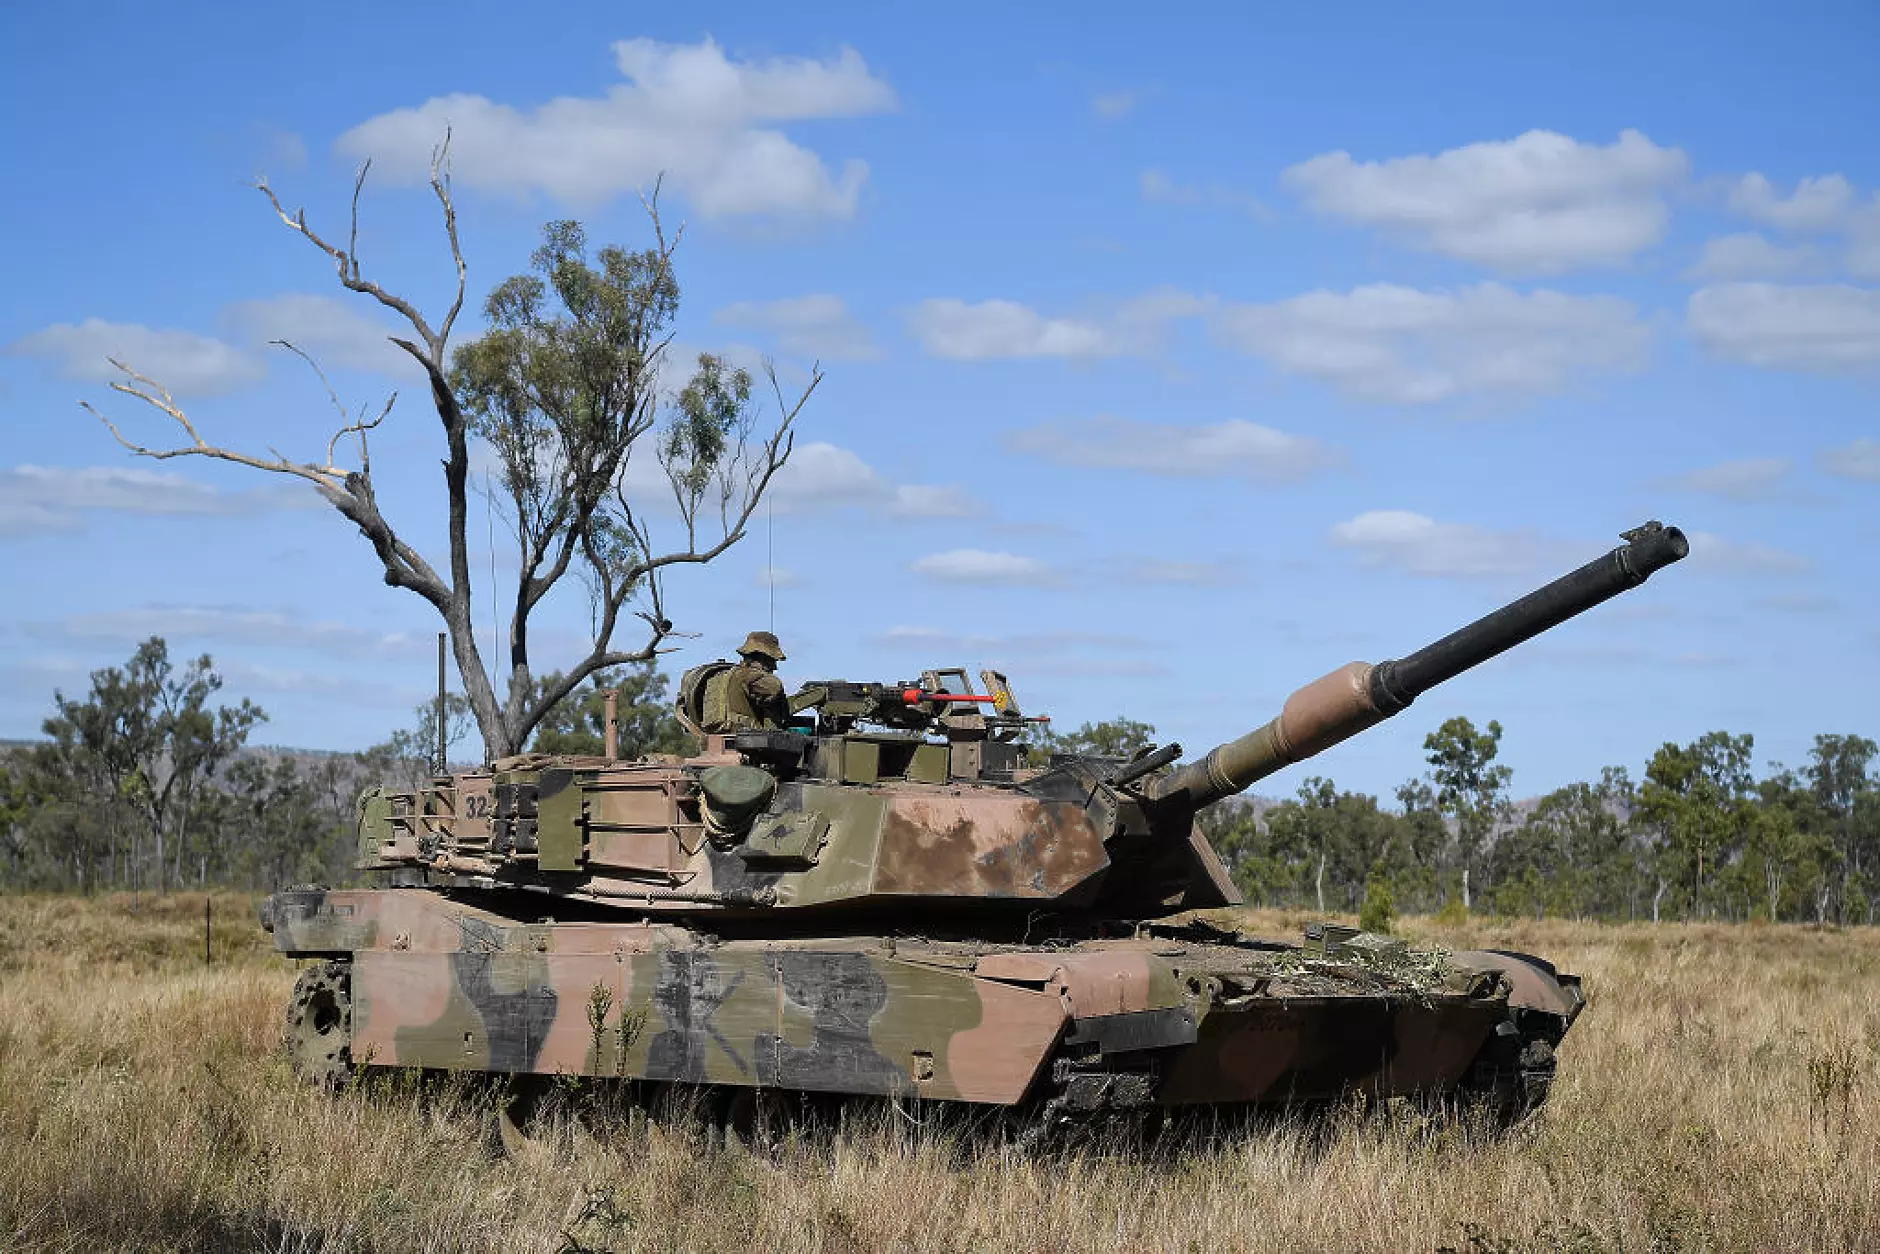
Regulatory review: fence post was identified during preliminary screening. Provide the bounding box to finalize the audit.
[204,896,211,966]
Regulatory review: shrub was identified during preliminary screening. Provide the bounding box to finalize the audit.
[1359,872,1395,934]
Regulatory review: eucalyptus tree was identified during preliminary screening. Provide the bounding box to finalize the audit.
[1496,767,1635,920]
[35,637,263,893]
[85,143,818,759]
[1806,734,1880,921]
[527,664,692,759]
[1637,732,1756,920]
[1421,716,1513,909]
[1026,717,1157,764]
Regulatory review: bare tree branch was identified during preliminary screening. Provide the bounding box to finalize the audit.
[254,172,440,355]
[269,339,392,475]
[83,358,344,488]
[432,131,468,346]
[347,161,368,283]
[81,354,456,601]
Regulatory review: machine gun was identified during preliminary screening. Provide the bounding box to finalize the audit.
[789,668,1042,736]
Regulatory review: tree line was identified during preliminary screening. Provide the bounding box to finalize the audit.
[7,638,1877,926]
[1039,716,1880,926]
[0,638,688,895]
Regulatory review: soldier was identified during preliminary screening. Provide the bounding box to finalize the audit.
[676,632,792,734]
[730,631,788,726]
[684,630,790,733]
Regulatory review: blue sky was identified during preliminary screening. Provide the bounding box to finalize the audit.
[2,3,1876,800]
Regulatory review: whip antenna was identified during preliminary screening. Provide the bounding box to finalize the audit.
[767,494,775,632]
[434,632,446,775]
[486,472,500,667]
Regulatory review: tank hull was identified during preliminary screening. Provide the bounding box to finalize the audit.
[264,887,1579,1117]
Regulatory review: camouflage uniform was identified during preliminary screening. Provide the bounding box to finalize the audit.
[722,631,788,729]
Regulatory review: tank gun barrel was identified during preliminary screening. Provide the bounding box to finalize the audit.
[1147,521,1689,809]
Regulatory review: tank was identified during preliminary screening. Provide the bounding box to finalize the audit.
[264,521,1689,1137]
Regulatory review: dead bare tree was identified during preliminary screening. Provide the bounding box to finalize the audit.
[85,138,818,760]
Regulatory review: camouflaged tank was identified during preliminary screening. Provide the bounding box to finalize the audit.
[263,522,1689,1135]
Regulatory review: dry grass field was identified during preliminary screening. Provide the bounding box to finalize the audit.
[2,893,1878,1253]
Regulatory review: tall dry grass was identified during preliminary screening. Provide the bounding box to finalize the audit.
[2,893,1877,1252]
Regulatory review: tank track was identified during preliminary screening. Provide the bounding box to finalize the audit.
[1013,1058,1164,1151]
[274,950,1569,1142]
[1452,1009,1563,1127]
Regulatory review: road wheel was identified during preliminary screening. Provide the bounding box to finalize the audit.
[284,961,354,1087]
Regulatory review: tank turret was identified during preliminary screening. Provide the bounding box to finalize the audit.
[261,521,1687,1136]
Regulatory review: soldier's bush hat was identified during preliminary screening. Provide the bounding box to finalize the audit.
[738,630,786,661]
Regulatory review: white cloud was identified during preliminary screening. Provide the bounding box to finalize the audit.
[1661,457,1791,502]
[1687,283,1880,375]
[1723,171,1880,279]
[0,499,70,538]
[1684,531,1811,576]
[0,650,410,713]
[1282,129,1689,274]
[221,293,415,376]
[888,484,979,519]
[878,625,1142,654]
[1,464,222,519]
[907,289,1208,361]
[337,37,894,218]
[879,625,985,650]
[1328,511,1564,579]
[1091,90,1139,120]
[909,549,1056,586]
[753,565,802,589]
[1848,216,1880,281]
[1005,416,1341,482]
[1021,656,1168,679]
[653,340,777,394]
[766,442,984,519]
[1728,173,1856,233]
[9,319,263,396]
[1118,288,1215,323]
[34,605,431,658]
[1115,557,1237,586]
[1215,283,1651,405]
[714,294,878,360]
[1139,169,1269,217]
[875,625,1163,680]
[215,657,426,707]
[0,464,299,537]
[768,442,881,509]
[1818,437,1880,482]
[1685,233,1821,281]
[908,299,1116,360]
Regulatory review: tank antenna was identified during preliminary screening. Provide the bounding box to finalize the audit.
[766,494,775,632]
[434,632,447,776]
[486,472,501,673]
